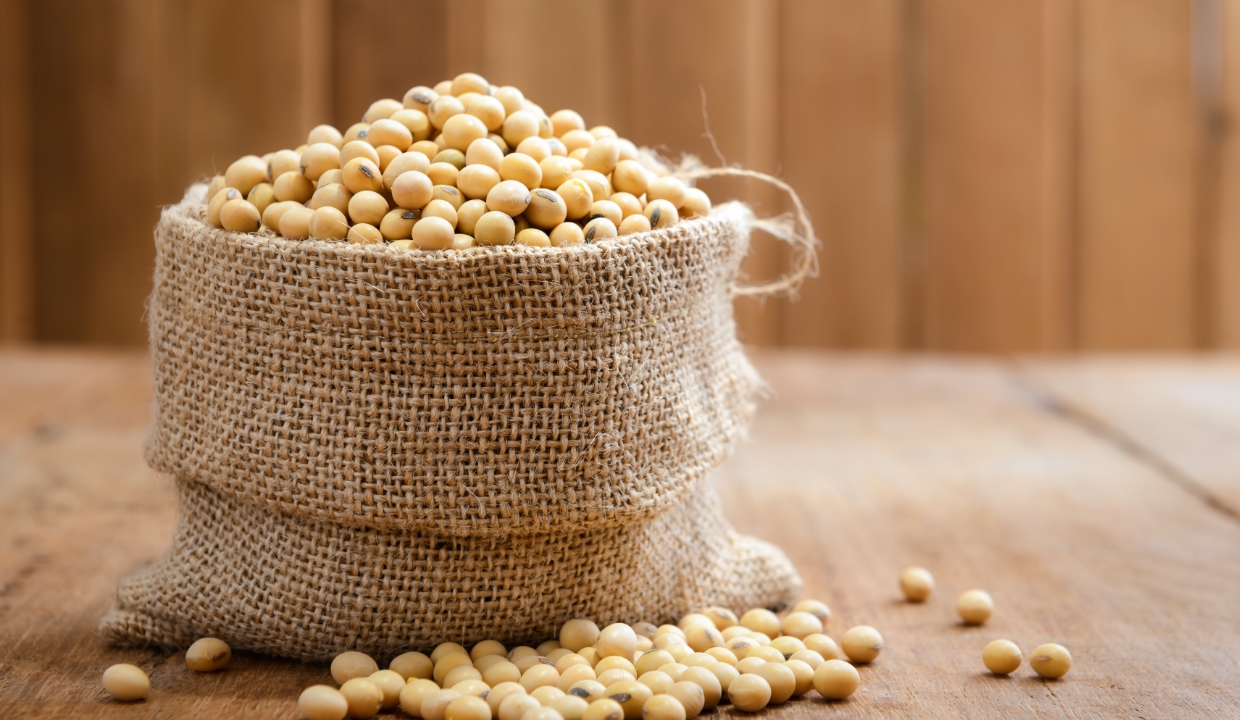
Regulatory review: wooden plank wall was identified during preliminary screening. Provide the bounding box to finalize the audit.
[0,0,1235,350]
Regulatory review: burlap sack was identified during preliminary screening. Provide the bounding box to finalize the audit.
[100,185,802,661]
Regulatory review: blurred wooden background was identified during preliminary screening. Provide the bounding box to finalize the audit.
[1,0,1238,351]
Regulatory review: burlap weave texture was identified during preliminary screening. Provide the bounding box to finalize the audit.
[100,186,801,660]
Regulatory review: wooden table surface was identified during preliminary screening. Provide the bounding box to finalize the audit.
[1,349,1238,719]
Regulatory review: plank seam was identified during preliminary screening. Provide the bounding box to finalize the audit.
[1009,360,1240,525]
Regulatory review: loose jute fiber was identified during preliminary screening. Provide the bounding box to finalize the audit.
[100,182,806,661]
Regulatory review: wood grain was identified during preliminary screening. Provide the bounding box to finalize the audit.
[0,0,33,343]
[779,0,904,349]
[2,350,1239,717]
[1022,354,1240,518]
[921,0,1072,352]
[1077,0,1200,349]
[1215,0,1240,347]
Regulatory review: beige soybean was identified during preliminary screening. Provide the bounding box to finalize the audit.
[220,199,261,233]
[318,169,343,187]
[792,599,832,625]
[514,654,549,674]
[556,663,597,693]
[502,111,540,148]
[521,663,561,692]
[365,97,403,123]
[483,660,523,687]
[958,590,994,625]
[550,109,585,136]
[466,137,504,170]
[704,648,737,666]
[368,118,413,151]
[588,200,622,226]
[443,664,483,688]
[433,184,464,209]
[705,662,739,695]
[102,663,150,702]
[571,170,611,202]
[400,679,442,718]
[310,184,352,214]
[453,681,492,699]
[595,656,636,676]
[393,171,434,209]
[640,695,684,720]
[391,109,433,143]
[467,95,506,131]
[435,653,476,685]
[443,695,491,720]
[185,637,231,672]
[560,129,594,153]
[525,188,568,229]
[348,190,389,226]
[341,139,381,167]
[611,161,648,196]
[681,187,711,218]
[530,685,565,706]
[207,187,240,227]
[206,174,226,200]
[348,223,383,245]
[404,85,439,113]
[307,124,344,148]
[679,667,721,709]
[635,650,675,677]
[557,179,593,220]
[375,144,402,171]
[487,180,532,216]
[262,201,300,232]
[728,673,771,713]
[643,199,678,229]
[498,153,542,191]
[300,684,349,720]
[380,208,419,240]
[603,679,650,720]
[423,689,464,720]
[432,149,467,170]
[515,136,550,162]
[267,149,301,180]
[539,156,576,190]
[665,682,704,719]
[454,199,488,236]
[841,626,884,663]
[498,693,540,720]
[458,164,502,200]
[803,634,841,661]
[583,137,619,175]
[569,680,606,704]
[433,643,471,664]
[517,228,551,247]
[422,199,458,228]
[813,659,859,700]
[788,649,825,670]
[1030,643,1072,679]
[734,657,766,676]
[617,214,651,236]
[279,205,314,239]
[589,125,617,139]
[273,171,314,203]
[486,682,527,715]
[493,85,524,115]
[443,113,489,152]
[309,206,349,239]
[547,695,588,720]
[300,142,341,181]
[754,662,795,704]
[428,96,466,129]
[411,140,441,159]
[427,162,460,187]
[781,612,824,640]
[554,654,588,672]
[339,678,383,719]
[549,222,584,247]
[646,177,687,208]
[596,669,635,688]
[596,624,638,659]
[225,155,268,196]
[983,640,1023,675]
[900,567,935,602]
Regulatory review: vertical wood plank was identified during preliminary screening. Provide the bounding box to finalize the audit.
[1077,0,1199,349]
[779,0,904,348]
[613,0,785,346]
[1215,0,1240,347]
[334,0,449,126]
[922,0,1072,352]
[0,0,34,343]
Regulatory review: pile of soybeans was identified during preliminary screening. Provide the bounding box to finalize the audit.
[101,570,1073,717]
[203,72,708,250]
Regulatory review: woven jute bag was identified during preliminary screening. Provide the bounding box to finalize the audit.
[100,177,811,661]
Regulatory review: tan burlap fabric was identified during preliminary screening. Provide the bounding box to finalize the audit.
[100,185,801,661]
